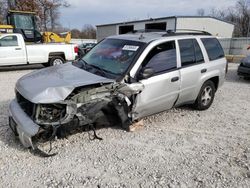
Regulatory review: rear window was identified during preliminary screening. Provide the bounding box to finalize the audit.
[0,36,18,47]
[201,38,224,61]
[178,39,204,67]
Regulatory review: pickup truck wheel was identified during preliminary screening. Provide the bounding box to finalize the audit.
[50,56,65,66]
[194,80,215,110]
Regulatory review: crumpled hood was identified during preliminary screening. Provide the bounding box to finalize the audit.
[16,63,114,103]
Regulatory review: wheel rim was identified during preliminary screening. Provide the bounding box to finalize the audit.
[201,86,212,106]
[53,59,63,66]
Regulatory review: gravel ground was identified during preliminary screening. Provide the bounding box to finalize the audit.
[0,63,249,188]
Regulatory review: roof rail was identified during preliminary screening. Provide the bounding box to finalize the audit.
[162,29,212,36]
[129,29,166,34]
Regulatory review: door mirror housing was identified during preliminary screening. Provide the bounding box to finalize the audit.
[138,67,155,80]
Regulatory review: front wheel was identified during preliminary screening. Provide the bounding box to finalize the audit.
[193,80,215,110]
[49,56,65,66]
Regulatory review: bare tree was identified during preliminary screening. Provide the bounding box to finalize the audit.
[37,0,69,31]
[13,0,39,11]
[197,8,205,16]
[70,25,96,39]
[80,24,96,39]
[71,28,81,38]
[208,0,250,37]
[235,0,250,37]
[6,0,70,31]
[0,0,8,24]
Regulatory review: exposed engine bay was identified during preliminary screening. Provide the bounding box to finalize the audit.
[10,81,144,157]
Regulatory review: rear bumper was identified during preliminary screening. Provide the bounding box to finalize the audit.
[9,99,40,149]
[238,65,250,77]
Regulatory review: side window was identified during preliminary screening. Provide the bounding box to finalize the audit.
[143,41,177,74]
[178,39,204,67]
[201,38,224,61]
[0,36,18,47]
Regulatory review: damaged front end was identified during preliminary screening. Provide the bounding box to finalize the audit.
[9,82,144,157]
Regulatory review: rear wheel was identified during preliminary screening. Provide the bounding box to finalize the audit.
[49,56,65,66]
[193,80,215,110]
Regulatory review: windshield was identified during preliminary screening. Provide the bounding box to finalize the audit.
[14,14,35,30]
[81,38,145,77]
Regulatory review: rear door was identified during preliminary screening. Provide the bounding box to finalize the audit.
[0,35,26,66]
[175,38,207,105]
[133,40,181,119]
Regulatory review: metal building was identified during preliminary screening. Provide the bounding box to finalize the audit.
[96,16,235,41]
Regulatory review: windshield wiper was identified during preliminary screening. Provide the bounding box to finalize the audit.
[79,59,121,77]
[86,64,107,77]
[78,59,88,70]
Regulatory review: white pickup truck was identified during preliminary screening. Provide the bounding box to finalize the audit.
[0,33,78,66]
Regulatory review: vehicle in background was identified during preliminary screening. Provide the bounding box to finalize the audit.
[0,33,78,67]
[0,10,71,43]
[238,55,250,78]
[9,30,226,155]
[77,42,96,58]
[78,42,96,53]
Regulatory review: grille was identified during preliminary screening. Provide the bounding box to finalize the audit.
[16,91,36,119]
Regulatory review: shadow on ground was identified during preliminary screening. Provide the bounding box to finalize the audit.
[0,64,44,72]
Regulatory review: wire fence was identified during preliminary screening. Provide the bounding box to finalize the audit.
[219,38,250,55]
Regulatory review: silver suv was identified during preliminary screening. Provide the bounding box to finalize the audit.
[9,30,227,154]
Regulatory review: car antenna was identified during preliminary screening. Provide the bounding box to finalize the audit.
[139,33,145,40]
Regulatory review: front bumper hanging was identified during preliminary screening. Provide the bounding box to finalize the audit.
[9,99,40,149]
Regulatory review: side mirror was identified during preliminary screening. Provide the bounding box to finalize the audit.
[138,67,155,80]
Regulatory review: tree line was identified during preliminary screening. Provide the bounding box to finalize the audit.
[0,0,96,39]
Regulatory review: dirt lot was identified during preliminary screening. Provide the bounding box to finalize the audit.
[0,63,249,188]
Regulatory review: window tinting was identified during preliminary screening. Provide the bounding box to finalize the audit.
[201,38,224,61]
[0,36,18,47]
[179,39,204,66]
[143,41,177,74]
[179,39,196,66]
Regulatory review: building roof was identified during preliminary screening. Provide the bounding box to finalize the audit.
[96,16,234,27]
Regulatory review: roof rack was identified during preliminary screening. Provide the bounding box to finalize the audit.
[162,29,212,36]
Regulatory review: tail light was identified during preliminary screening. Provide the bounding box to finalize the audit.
[74,46,79,54]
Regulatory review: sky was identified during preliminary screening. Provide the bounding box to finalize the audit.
[60,0,238,29]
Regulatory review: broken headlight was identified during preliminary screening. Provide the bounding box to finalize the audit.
[35,104,67,124]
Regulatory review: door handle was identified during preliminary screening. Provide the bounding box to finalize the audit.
[15,48,22,50]
[201,68,207,73]
[171,76,179,82]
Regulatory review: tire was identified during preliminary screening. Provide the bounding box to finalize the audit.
[49,56,65,66]
[193,80,215,110]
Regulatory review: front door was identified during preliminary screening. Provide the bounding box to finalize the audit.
[0,35,26,66]
[132,40,181,119]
